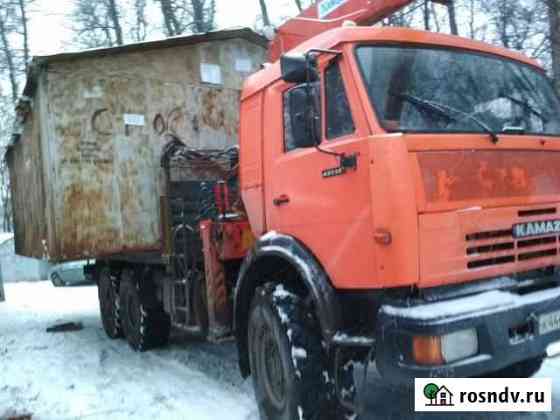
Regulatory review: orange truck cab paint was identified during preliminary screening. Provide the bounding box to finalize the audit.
[237,22,560,388]
[241,26,560,290]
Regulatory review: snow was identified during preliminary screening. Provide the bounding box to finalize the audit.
[333,332,375,347]
[546,340,560,358]
[0,232,13,245]
[2,281,560,419]
[0,282,258,420]
[273,284,295,300]
[381,287,560,321]
[291,347,307,360]
[263,245,314,284]
[260,230,280,242]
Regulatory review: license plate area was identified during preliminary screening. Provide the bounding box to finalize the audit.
[539,310,560,335]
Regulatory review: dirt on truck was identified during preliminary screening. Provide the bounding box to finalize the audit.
[7,0,560,418]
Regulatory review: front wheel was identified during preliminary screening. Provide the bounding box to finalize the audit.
[248,283,357,420]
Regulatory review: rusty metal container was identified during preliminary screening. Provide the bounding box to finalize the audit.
[6,29,267,262]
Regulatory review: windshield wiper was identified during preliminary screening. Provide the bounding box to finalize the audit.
[504,95,548,123]
[397,93,500,144]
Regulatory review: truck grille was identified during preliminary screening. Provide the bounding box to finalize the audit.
[466,208,559,269]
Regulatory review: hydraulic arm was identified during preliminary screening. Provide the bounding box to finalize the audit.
[268,0,450,61]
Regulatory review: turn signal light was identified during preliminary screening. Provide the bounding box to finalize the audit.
[413,329,479,365]
[413,335,444,366]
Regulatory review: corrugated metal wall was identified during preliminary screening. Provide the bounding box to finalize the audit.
[10,34,266,262]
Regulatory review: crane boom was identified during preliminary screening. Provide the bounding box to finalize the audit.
[268,0,450,62]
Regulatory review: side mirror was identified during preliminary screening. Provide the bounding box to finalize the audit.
[281,53,318,84]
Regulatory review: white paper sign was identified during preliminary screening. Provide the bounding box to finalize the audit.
[201,63,223,85]
[318,0,348,18]
[235,58,252,73]
[84,85,104,99]
[124,113,145,126]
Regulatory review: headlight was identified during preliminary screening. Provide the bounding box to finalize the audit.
[413,328,478,365]
[441,329,479,363]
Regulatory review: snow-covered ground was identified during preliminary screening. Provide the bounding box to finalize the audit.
[1,281,559,420]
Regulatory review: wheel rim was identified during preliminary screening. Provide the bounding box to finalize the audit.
[259,326,286,410]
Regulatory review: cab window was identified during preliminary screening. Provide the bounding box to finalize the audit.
[325,61,355,139]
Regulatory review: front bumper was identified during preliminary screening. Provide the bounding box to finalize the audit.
[375,285,560,384]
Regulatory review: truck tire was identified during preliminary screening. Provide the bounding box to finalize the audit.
[98,267,122,339]
[483,356,545,378]
[120,275,171,352]
[247,283,357,420]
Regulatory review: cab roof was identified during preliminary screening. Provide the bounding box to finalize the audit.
[242,26,542,101]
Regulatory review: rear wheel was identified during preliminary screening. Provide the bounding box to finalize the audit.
[120,270,171,352]
[248,283,358,420]
[98,267,122,339]
[483,356,545,378]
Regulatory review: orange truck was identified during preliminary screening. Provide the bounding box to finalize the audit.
[9,0,560,418]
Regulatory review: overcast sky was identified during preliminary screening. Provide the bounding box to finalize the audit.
[26,0,300,56]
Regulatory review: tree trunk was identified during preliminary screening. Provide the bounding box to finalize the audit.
[259,0,271,27]
[190,0,206,33]
[107,0,123,45]
[157,0,182,36]
[548,0,560,93]
[0,12,19,103]
[17,0,30,70]
[132,0,148,41]
[447,0,459,35]
[423,0,430,31]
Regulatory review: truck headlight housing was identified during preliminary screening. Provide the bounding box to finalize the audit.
[413,329,478,365]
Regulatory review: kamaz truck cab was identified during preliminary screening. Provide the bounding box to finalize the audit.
[236,11,560,420]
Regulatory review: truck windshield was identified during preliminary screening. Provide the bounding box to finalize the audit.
[355,45,560,136]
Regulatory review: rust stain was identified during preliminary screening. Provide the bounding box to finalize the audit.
[200,88,226,131]
[419,150,558,203]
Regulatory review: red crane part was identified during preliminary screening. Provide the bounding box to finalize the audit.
[268,0,450,62]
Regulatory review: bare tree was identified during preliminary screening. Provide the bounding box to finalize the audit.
[0,0,33,233]
[72,0,125,48]
[190,0,215,33]
[0,0,33,102]
[258,0,271,27]
[0,11,19,104]
[423,0,431,30]
[16,0,31,70]
[447,0,459,35]
[547,0,560,92]
[482,0,548,58]
[0,92,14,232]
[155,0,216,36]
[130,0,148,42]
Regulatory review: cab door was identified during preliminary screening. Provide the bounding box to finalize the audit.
[263,57,377,289]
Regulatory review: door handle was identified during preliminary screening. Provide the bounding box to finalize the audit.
[273,194,290,206]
